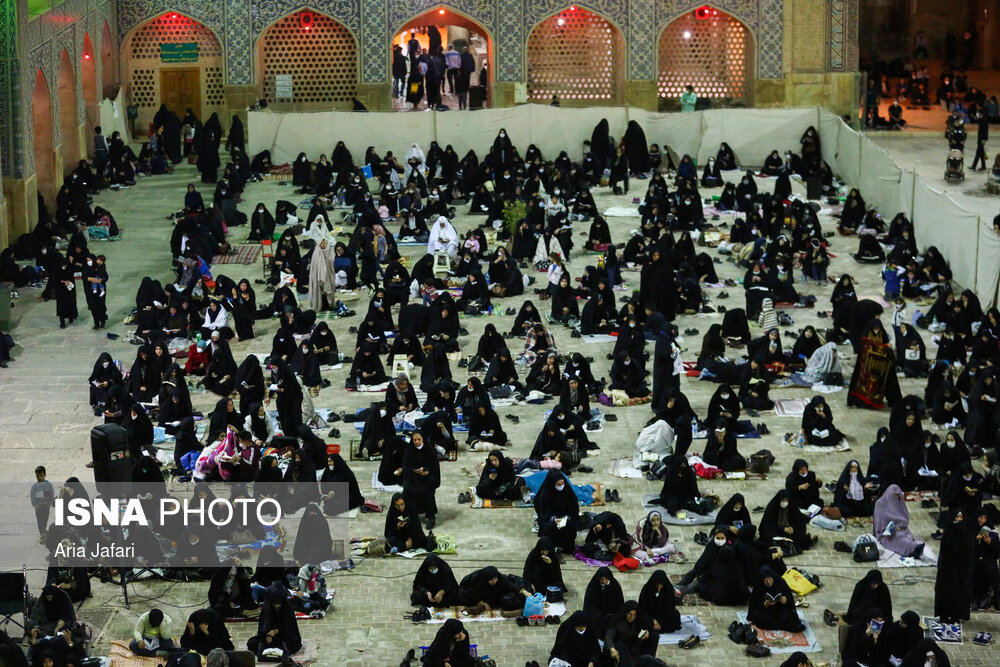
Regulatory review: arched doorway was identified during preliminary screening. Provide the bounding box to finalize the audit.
[258,10,358,110]
[33,69,56,208]
[123,12,225,134]
[526,7,624,105]
[82,33,99,155]
[658,7,753,106]
[101,20,116,98]
[391,7,492,110]
[58,50,81,175]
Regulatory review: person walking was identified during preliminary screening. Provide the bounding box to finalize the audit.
[972,110,989,171]
[444,44,461,95]
[392,45,407,99]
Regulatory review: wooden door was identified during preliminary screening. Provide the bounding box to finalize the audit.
[161,68,201,119]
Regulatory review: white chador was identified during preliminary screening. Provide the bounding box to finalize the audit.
[427,216,459,258]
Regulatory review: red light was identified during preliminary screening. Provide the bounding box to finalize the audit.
[570,5,577,9]
[84,53,90,59]
[171,13,177,19]
[694,6,716,19]
[299,10,314,31]
[438,9,445,14]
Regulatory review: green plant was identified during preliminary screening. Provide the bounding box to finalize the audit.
[502,199,528,236]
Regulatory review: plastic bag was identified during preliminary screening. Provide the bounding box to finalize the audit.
[523,592,545,618]
[781,568,817,596]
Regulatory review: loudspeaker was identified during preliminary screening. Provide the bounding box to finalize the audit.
[90,423,133,492]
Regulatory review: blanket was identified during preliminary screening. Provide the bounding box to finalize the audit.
[572,548,671,568]
[657,615,711,645]
[773,398,809,417]
[877,543,938,567]
[581,334,619,344]
[736,611,822,654]
[693,419,761,439]
[923,617,962,643]
[782,433,851,452]
[216,525,283,560]
[370,471,402,494]
[211,245,261,265]
[608,458,644,479]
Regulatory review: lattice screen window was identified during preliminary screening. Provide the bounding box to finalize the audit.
[658,11,750,101]
[260,12,358,105]
[132,68,157,107]
[205,66,225,107]
[527,8,623,103]
[128,14,223,60]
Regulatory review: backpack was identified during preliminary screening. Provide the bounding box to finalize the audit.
[728,621,758,645]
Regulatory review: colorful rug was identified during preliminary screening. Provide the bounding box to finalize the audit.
[736,611,822,654]
[877,543,938,567]
[572,548,671,568]
[212,245,261,265]
[424,602,566,624]
[923,617,962,643]
[774,398,809,417]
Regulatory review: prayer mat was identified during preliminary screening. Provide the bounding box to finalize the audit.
[782,432,851,452]
[657,615,711,644]
[211,245,261,265]
[608,458,644,479]
[370,471,401,494]
[877,543,938,567]
[602,207,642,217]
[351,440,381,462]
[572,548,671,568]
[774,398,809,417]
[693,419,761,438]
[641,497,717,525]
[216,525,284,560]
[468,482,605,508]
[736,611,822,653]
[347,382,390,392]
[425,601,566,624]
[582,334,619,344]
[923,617,962,643]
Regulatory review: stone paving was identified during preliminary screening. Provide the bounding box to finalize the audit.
[3,146,999,666]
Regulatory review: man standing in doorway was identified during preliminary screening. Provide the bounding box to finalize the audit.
[407,31,421,67]
[680,85,697,112]
[444,43,461,95]
[393,44,407,99]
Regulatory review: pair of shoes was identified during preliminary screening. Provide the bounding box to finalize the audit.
[505,414,520,424]
[458,492,471,503]
[684,328,699,336]
[823,609,838,626]
[577,465,594,473]
[757,423,769,434]
[921,499,938,508]
[973,631,993,645]
[833,540,852,553]
[505,307,516,315]
[545,615,559,625]
[425,516,436,530]
[515,616,528,627]
[784,329,798,338]
[457,358,468,368]
[678,635,700,649]
[458,327,470,336]
[399,648,416,666]
[717,291,729,299]
[931,530,944,540]
[328,428,341,438]
[694,531,709,546]
[608,489,620,502]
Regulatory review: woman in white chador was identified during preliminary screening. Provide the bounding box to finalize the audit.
[404,142,425,182]
[427,215,459,258]
[308,238,338,311]
[302,213,335,247]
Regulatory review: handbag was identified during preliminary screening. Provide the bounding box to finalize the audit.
[748,449,775,474]
[745,644,772,658]
[853,535,879,562]
[522,592,545,618]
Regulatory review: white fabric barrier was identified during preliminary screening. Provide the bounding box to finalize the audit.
[977,215,1000,304]
[834,124,863,188]
[699,108,819,167]
[911,178,979,291]
[98,91,132,147]
[527,105,629,160]
[628,109,703,164]
[858,140,909,219]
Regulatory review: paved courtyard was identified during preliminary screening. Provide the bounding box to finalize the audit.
[3,136,999,666]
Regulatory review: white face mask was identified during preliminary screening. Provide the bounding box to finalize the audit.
[554,483,566,491]
[379,409,387,418]
[102,361,110,369]
[714,537,726,546]
[86,260,93,266]
[575,627,587,635]
[947,440,956,448]
[780,500,789,509]
[499,133,506,138]
[428,568,438,575]
[964,474,973,481]
[629,323,636,329]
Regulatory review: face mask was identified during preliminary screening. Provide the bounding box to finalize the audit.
[86,260,93,266]
[428,568,439,575]
[575,628,587,635]
[800,471,808,477]
[555,483,566,491]
[925,442,932,449]
[379,409,387,418]
[102,361,110,369]
[780,500,789,509]
[714,537,726,546]
[258,208,264,213]
[629,323,636,329]
[947,440,956,448]
[499,133,506,138]
[964,474,973,481]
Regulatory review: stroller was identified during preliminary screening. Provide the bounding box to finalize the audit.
[946,118,967,150]
[945,149,965,182]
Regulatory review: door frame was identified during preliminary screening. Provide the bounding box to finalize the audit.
[160,66,202,119]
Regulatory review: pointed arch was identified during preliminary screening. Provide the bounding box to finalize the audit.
[526,6,624,105]
[100,19,116,98]
[82,32,99,150]
[256,9,359,109]
[33,69,56,206]
[58,49,81,175]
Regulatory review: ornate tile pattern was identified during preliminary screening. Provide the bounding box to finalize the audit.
[828,0,845,71]
[0,0,17,178]
[360,0,387,83]
[226,0,252,84]
[628,0,654,80]
[495,0,522,82]
[387,0,494,34]
[657,0,784,80]
[117,0,226,43]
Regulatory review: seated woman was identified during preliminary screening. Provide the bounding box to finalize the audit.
[466,404,508,449]
[385,374,418,416]
[636,571,681,637]
[583,567,625,637]
[609,351,649,397]
[346,341,388,389]
[701,157,722,188]
[456,566,532,612]
[703,418,747,471]
[247,584,302,660]
[179,608,234,655]
[846,570,893,626]
[761,150,784,176]
[739,357,775,410]
[411,554,458,607]
[785,459,823,510]
[559,376,591,424]
[526,352,563,395]
[873,484,925,558]
[604,601,659,665]
[657,454,709,515]
[549,611,601,667]
[896,322,928,377]
[320,452,365,513]
[760,489,815,552]
[748,329,784,364]
[632,511,676,563]
[208,560,257,618]
[475,450,525,501]
[834,459,877,518]
[550,275,580,324]
[716,493,753,535]
[483,348,522,395]
[533,470,580,553]
[698,544,749,606]
[789,326,822,369]
[422,619,475,667]
[26,586,75,641]
[747,567,805,632]
[801,396,845,447]
[384,492,429,553]
[523,536,566,595]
